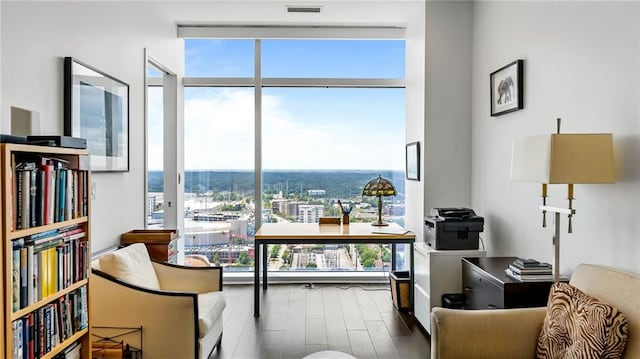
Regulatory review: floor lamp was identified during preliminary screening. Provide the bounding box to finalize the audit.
[510,120,615,281]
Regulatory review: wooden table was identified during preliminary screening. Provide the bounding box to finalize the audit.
[254,222,416,317]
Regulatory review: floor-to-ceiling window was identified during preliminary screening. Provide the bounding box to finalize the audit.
[146,64,165,228]
[175,33,406,276]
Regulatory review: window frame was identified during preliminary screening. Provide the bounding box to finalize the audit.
[180,35,407,279]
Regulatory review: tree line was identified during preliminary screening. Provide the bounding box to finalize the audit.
[148,170,406,200]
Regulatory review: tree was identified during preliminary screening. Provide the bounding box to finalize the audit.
[282,249,291,265]
[382,250,391,263]
[306,262,318,268]
[270,244,281,259]
[213,252,221,266]
[362,258,375,268]
[239,252,250,265]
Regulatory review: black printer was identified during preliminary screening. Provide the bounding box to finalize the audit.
[425,207,484,250]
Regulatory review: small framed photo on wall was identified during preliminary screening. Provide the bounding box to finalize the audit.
[490,59,523,117]
[406,141,420,181]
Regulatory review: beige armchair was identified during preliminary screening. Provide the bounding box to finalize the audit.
[431,264,640,359]
[91,243,225,359]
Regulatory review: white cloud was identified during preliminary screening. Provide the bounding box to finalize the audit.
[151,88,406,171]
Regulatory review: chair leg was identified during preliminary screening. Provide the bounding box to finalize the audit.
[216,332,223,350]
[206,333,223,359]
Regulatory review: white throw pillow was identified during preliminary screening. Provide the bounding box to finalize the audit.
[98,243,160,290]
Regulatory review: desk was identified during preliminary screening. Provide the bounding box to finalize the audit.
[254,222,415,317]
[462,257,556,309]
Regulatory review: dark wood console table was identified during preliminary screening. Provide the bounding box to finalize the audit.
[462,257,555,310]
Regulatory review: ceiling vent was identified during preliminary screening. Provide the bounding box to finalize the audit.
[286,5,323,13]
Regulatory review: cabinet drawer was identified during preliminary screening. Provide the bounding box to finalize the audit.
[414,284,431,334]
[463,263,504,309]
[413,247,430,296]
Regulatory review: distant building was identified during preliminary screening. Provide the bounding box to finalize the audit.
[230,218,249,239]
[184,230,229,246]
[185,245,252,264]
[307,189,326,197]
[147,193,162,216]
[287,201,304,217]
[298,204,324,223]
[193,212,241,221]
[271,199,289,214]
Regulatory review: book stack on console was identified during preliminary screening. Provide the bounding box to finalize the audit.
[505,258,553,282]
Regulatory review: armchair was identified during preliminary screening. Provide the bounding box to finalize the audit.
[90,243,225,359]
[431,264,640,359]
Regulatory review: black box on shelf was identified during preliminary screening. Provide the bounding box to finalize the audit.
[26,135,87,149]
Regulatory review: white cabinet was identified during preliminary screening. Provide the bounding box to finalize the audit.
[413,243,486,333]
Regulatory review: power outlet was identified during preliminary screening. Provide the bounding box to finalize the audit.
[91,181,96,200]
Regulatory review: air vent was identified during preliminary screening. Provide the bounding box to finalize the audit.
[286,5,322,13]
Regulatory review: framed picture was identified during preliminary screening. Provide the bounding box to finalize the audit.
[490,59,523,117]
[64,57,129,172]
[406,141,420,181]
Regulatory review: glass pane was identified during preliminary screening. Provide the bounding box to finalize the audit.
[262,39,405,78]
[184,39,254,78]
[147,66,164,78]
[147,85,164,229]
[262,87,405,272]
[183,87,256,271]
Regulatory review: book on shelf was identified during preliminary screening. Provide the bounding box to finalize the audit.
[507,264,552,275]
[13,318,23,359]
[29,170,37,228]
[12,288,87,358]
[20,246,28,309]
[513,258,552,268]
[505,268,554,282]
[27,244,34,306]
[27,313,35,359]
[11,154,88,230]
[53,341,81,359]
[12,239,23,312]
[12,227,87,305]
[35,168,45,226]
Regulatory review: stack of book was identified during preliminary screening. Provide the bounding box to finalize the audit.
[505,258,553,282]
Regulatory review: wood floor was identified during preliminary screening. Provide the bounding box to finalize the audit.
[210,284,431,359]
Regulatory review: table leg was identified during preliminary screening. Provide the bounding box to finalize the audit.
[263,243,268,290]
[391,243,397,270]
[254,243,260,317]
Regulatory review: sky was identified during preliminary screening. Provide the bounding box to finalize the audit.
[148,39,406,171]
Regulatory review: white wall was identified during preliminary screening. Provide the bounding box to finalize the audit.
[424,1,473,227]
[1,1,426,251]
[1,2,183,252]
[471,1,640,275]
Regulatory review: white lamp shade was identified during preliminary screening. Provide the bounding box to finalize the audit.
[510,133,615,184]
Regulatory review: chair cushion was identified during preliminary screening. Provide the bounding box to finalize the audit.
[98,243,160,290]
[536,282,629,359]
[198,291,226,339]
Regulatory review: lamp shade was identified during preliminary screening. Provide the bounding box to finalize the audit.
[362,175,396,196]
[510,133,615,184]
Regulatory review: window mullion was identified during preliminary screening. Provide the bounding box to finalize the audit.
[183,77,404,88]
[255,39,263,232]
